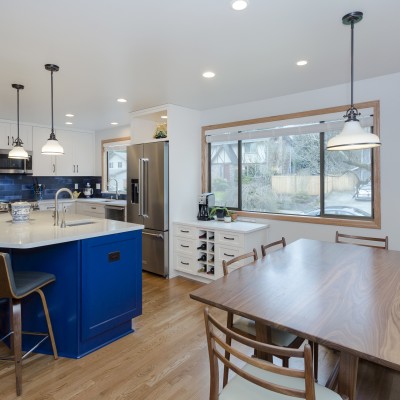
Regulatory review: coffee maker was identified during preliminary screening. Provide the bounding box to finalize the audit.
[197,193,215,220]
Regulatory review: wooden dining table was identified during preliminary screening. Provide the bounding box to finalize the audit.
[189,238,400,400]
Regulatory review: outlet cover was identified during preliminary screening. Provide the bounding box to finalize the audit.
[74,183,78,189]
[96,183,101,190]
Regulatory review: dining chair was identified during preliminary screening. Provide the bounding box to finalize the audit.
[203,308,348,400]
[335,231,389,249]
[0,253,58,396]
[222,248,307,386]
[261,237,286,257]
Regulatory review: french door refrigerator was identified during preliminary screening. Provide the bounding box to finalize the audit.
[127,141,169,277]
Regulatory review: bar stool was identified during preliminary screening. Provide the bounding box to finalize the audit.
[0,252,58,396]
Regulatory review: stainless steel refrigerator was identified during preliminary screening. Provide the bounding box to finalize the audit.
[127,141,169,277]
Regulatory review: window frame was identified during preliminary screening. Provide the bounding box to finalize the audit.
[101,136,130,194]
[201,101,381,229]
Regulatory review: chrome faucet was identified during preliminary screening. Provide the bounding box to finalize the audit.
[54,188,73,226]
[108,178,119,200]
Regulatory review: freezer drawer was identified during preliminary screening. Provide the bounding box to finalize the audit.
[142,229,169,277]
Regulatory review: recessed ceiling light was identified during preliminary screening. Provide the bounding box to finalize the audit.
[111,122,119,125]
[296,60,308,66]
[161,115,168,119]
[65,113,74,117]
[65,121,73,125]
[203,71,216,78]
[231,0,248,11]
[117,98,127,103]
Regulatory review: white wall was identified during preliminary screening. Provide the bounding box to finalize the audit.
[201,72,400,250]
[94,125,131,176]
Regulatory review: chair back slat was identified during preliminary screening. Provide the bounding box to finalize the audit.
[335,231,388,250]
[204,308,315,400]
[222,248,258,276]
[261,237,286,257]
[0,253,17,298]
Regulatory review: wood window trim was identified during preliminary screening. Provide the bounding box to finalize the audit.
[101,136,130,191]
[201,101,381,229]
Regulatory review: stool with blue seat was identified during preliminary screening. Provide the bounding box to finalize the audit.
[0,252,58,396]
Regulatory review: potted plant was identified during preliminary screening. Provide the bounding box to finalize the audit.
[209,206,229,221]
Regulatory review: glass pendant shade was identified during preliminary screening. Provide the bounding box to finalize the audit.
[9,83,30,160]
[41,137,64,155]
[42,64,64,155]
[326,120,381,150]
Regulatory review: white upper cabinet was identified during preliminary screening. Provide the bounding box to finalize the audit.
[0,122,32,150]
[32,126,56,176]
[32,127,94,176]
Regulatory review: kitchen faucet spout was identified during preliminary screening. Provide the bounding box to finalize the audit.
[108,178,119,200]
[54,188,73,226]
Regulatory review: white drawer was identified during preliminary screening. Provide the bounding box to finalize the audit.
[76,203,105,218]
[215,231,244,247]
[216,245,242,264]
[174,224,197,239]
[175,254,196,274]
[175,237,196,255]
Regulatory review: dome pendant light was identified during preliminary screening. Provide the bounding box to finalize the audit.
[9,84,29,160]
[42,64,64,155]
[327,12,381,151]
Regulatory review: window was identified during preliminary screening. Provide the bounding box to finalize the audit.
[102,137,130,194]
[203,102,380,228]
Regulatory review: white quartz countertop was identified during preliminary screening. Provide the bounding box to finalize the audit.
[38,198,127,207]
[174,220,269,233]
[0,211,143,249]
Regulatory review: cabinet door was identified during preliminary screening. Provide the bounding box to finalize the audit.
[54,130,75,176]
[0,122,12,149]
[10,124,33,151]
[32,127,56,176]
[74,133,94,176]
[81,231,142,340]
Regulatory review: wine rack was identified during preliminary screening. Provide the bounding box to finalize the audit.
[196,230,215,277]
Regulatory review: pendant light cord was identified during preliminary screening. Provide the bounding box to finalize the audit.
[17,87,20,140]
[50,69,55,139]
[350,19,354,109]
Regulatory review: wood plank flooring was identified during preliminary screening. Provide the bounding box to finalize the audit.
[0,272,399,399]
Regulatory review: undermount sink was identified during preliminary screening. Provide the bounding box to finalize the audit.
[65,220,97,227]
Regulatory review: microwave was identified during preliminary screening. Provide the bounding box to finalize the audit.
[0,149,33,174]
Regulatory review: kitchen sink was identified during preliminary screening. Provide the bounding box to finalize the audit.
[65,220,97,227]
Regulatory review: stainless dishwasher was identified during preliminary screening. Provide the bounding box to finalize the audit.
[104,205,126,221]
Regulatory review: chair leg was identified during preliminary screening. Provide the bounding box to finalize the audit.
[309,341,319,382]
[12,300,22,396]
[223,313,234,387]
[36,289,58,360]
[282,357,289,368]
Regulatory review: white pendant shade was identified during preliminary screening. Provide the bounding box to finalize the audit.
[326,120,381,151]
[8,145,29,159]
[41,138,64,155]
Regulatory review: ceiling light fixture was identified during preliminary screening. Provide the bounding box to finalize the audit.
[65,122,73,125]
[117,98,127,103]
[296,60,308,66]
[65,113,74,117]
[327,11,381,151]
[8,84,29,160]
[203,71,215,78]
[161,115,168,119]
[231,0,248,11]
[42,64,64,155]
[110,122,119,125]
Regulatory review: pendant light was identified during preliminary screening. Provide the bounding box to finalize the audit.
[327,12,381,151]
[42,64,64,155]
[9,84,29,160]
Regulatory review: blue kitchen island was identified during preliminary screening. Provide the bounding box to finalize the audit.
[0,211,144,358]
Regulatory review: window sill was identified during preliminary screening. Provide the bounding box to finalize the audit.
[237,211,381,229]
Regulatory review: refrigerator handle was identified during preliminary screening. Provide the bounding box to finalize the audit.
[139,158,144,216]
[142,158,149,218]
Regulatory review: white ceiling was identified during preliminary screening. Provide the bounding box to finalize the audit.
[1,0,400,132]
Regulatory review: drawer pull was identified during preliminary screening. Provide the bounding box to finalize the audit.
[180,244,189,248]
[224,236,234,240]
[180,229,189,233]
[181,261,189,266]
[91,207,97,210]
[224,253,235,257]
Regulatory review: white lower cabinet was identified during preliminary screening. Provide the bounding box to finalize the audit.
[76,202,105,218]
[173,221,268,282]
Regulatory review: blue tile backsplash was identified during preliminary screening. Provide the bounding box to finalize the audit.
[0,175,103,202]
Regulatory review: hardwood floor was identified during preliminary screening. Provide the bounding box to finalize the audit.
[0,272,399,399]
